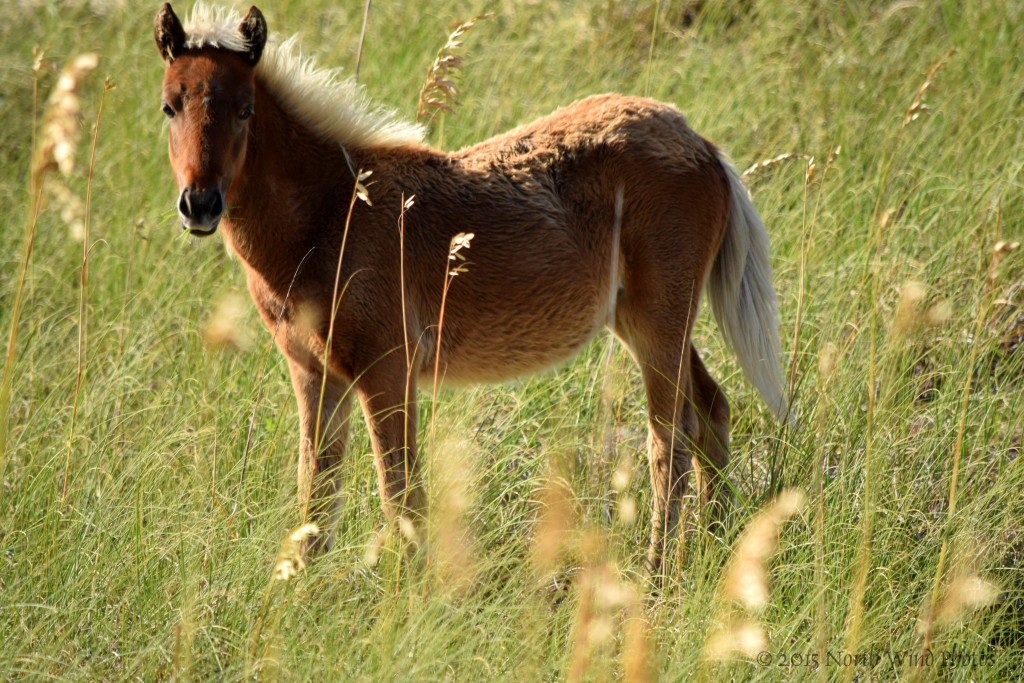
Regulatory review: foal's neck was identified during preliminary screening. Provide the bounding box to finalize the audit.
[224,78,359,288]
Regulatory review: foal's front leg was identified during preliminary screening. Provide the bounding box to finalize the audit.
[354,356,426,548]
[288,358,351,549]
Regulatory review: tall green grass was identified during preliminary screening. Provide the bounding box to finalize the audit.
[1,1,1022,680]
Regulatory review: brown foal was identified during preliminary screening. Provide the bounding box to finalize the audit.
[154,3,787,575]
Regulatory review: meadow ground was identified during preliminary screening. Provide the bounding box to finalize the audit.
[1,1,1022,680]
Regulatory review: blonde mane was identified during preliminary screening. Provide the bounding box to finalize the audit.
[183,3,425,149]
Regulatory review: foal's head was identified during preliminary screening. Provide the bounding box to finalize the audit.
[154,3,267,236]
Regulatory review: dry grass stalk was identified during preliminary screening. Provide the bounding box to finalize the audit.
[702,489,805,663]
[869,48,956,257]
[934,573,999,627]
[429,437,477,594]
[891,280,927,337]
[567,533,643,683]
[622,605,656,683]
[35,53,99,181]
[804,156,817,183]
[914,235,1004,679]
[31,46,45,135]
[567,564,597,683]
[273,523,320,581]
[879,207,897,233]
[642,0,663,97]
[202,291,253,351]
[250,522,320,679]
[2,51,98,475]
[903,48,956,127]
[49,181,86,241]
[812,339,840,663]
[397,515,419,544]
[611,428,637,530]
[353,0,372,83]
[722,489,805,610]
[531,475,576,575]
[741,152,813,181]
[61,75,113,502]
[416,14,491,126]
[39,54,99,241]
[427,232,475,465]
[786,142,842,407]
[818,341,838,381]
[916,544,1000,680]
[354,169,373,205]
[703,617,767,660]
[890,280,952,338]
[312,166,370,476]
[362,526,391,567]
[988,239,1020,283]
[617,495,638,526]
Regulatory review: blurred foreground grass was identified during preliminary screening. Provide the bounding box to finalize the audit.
[1,1,1022,680]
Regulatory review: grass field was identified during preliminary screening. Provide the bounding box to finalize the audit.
[1,0,1022,680]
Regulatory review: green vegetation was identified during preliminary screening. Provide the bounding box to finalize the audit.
[1,1,1021,680]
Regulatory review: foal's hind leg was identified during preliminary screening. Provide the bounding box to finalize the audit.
[637,344,698,577]
[616,300,700,577]
[689,347,731,527]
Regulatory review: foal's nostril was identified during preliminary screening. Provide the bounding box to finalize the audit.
[208,191,224,219]
[178,187,225,226]
[178,189,192,219]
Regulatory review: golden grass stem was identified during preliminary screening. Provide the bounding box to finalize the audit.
[354,0,372,84]
[841,253,878,683]
[786,149,837,405]
[0,183,45,471]
[914,214,1001,680]
[428,233,474,477]
[599,186,623,522]
[399,194,414,514]
[643,0,662,98]
[62,78,112,502]
[866,49,955,248]
[309,170,367,519]
[813,342,837,681]
[785,158,813,404]
[844,53,954,679]
[699,490,805,678]
[0,49,48,471]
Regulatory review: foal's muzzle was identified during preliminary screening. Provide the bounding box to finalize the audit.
[178,186,224,236]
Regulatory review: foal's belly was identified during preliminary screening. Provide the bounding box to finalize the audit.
[427,272,611,384]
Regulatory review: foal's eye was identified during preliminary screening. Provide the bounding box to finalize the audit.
[161,102,175,119]
[239,104,254,121]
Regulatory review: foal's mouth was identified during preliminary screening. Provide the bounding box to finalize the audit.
[181,220,219,237]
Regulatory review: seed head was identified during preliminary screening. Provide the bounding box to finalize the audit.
[35,53,99,180]
[273,523,319,581]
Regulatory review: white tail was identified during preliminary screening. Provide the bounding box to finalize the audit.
[707,155,788,421]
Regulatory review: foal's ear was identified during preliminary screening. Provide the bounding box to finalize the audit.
[239,6,268,65]
[154,3,186,63]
